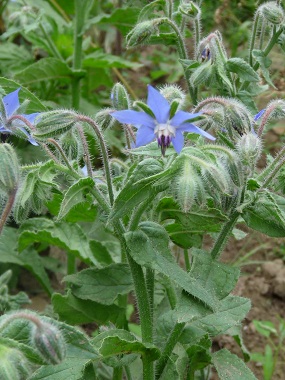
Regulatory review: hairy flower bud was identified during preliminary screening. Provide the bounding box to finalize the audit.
[236,133,262,168]
[0,344,30,380]
[33,110,78,140]
[259,1,285,24]
[0,143,20,195]
[127,18,165,47]
[111,83,131,110]
[31,321,66,364]
[178,1,201,18]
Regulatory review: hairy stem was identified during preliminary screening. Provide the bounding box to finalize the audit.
[0,189,17,235]
[71,0,84,109]
[155,322,185,379]
[77,115,114,205]
[249,12,260,66]
[76,125,93,177]
[211,210,240,260]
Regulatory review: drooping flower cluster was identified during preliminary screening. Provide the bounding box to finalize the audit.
[0,88,39,145]
[111,85,215,155]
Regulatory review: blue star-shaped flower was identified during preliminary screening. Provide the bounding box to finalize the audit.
[111,85,215,155]
[0,88,39,146]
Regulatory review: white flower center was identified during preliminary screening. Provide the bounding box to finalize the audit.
[154,123,176,139]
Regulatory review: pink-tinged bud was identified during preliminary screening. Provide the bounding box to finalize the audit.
[31,322,66,365]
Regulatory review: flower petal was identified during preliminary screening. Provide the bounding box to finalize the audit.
[172,131,184,153]
[3,88,20,117]
[111,110,155,128]
[147,85,170,123]
[22,112,41,124]
[170,110,202,127]
[177,123,215,140]
[135,125,155,147]
[18,127,39,146]
[254,109,265,121]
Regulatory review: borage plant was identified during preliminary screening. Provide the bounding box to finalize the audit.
[1,1,285,379]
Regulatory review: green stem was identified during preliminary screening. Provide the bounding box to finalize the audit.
[71,0,84,109]
[146,268,154,318]
[162,18,196,104]
[0,189,17,235]
[76,125,93,178]
[47,138,74,171]
[115,224,154,379]
[183,248,191,271]
[113,367,123,380]
[164,277,177,310]
[77,115,114,205]
[257,145,285,183]
[241,27,283,91]
[249,12,260,66]
[39,23,63,60]
[166,0,173,19]
[262,155,285,188]
[155,322,185,379]
[211,210,239,260]
[67,254,76,275]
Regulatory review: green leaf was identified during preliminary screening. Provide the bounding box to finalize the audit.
[0,77,46,113]
[18,218,100,265]
[212,349,257,380]
[252,49,276,88]
[252,320,277,338]
[83,51,142,69]
[93,329,160,361]
[186,335,212,374]
[243,191,285,237]
[57,178,96,220]
[109,159,168,221]
[225,58,260,82]
[52,291,125,325]
[124,222,216,309]
[14,58,74,85]
[64,264,133,305]
[190,248,240,300]
[157,197,226,248]
[0,227,52,295]
[87,8,140,35]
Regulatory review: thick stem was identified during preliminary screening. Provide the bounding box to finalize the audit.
[210,210,240,260]
[183,248,191,271]
[162,18,196,104]
[0,189,17,235]
[71,0,84,109]
[67,255,76,275]
[249,12,260,66]
[77,115,114,205]
[155,322,185,379]
[115,223,154,379]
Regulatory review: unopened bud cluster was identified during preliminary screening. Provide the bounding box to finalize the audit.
[237,133,262,169]
[34,110,78,139]
[111,83,131,110]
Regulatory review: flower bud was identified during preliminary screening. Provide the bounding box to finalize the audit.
[178,2,201,19]
[95,108,115,130]
[111,83,131,110]
[259,2,285,24]
[0,143,20,195]
[31,321,66,364]
[33,110,77,140]
[127,18,165,47]
[0,344,30,380]
[236,133,262,167]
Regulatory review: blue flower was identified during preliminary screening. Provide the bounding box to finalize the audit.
[0,88,39,145]
[111,85,215,155]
